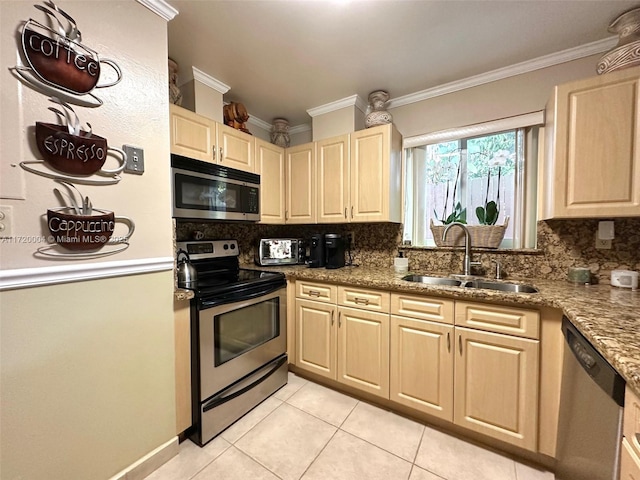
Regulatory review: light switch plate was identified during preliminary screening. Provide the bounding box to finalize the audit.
[0,205,14,238]
[123,145,145,174]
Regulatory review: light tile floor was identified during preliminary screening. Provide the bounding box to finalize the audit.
[145,373,555,480]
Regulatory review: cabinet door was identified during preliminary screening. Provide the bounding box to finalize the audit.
[256,139,286,224]
[317,134,350,223]
[174,298,191,434]
[621,438,640,480]
[454,327,539,451]
[337,306,389,398]
[286,142,316,224]
[296,299,336,380]
[543,66,640,218]
[390,315,454,421]
[349,124,402,223]
[169,104,215,162]
[216,122,255,172]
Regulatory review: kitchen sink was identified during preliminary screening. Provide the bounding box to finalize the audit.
[466,280,539,293]
[401,275,539,293]
[401,275,464,286]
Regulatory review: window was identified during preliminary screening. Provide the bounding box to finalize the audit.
[403,117,541,249]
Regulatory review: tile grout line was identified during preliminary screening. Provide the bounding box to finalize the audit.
[228,444,287,480]
[184,439,233,480]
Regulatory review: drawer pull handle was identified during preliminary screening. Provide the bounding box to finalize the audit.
[308,290,320,297]
[354,297,369,305]
[331,310,334,326]
[338,311,342,327]
[458,335,463,355]
[447,332,451,352]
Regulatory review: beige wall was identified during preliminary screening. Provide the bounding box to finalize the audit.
[0,0,173,270]
[0,2,176,479]
[391,55,599,138]
[0,272,176,480]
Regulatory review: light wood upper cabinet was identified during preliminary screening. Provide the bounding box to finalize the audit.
[541,66,640,219]
[350,124,402,223]
[217,122,255,172]
[454,326,539,451]
[170,104,215,162]
[286,142,316,224]
[169,104,255,173]
[317,135,350,223]
[256,139,286,224]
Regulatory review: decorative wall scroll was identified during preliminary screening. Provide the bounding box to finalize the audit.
[36,181,135,258]
[11,1,122,107]
[7,1,136,260]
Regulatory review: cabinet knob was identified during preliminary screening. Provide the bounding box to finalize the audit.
[212,146,216,160]
[219,147,224,159]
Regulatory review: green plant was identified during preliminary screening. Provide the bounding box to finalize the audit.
[434,161,467,225]
[475,165,502,225]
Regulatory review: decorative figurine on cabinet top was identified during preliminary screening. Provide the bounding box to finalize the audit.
[364,90,393,128]
[597,7,640,74]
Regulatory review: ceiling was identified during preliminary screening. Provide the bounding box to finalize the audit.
[167,0,638,128]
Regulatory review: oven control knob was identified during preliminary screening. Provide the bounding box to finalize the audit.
[223,244,228,250]
[230,244,235,249]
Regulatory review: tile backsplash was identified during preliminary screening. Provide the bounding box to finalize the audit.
[176,218,640,284]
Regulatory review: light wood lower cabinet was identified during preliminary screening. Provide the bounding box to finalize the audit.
[622,387,640,479]
[295,284,390,399]
[390,314,454,421]
[390,293,540,451]
[337,306,389,398]
[454,326,539,451]
[621,438,640,479]
[295,298,337,379]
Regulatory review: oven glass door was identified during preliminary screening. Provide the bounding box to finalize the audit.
[199,287,286,401]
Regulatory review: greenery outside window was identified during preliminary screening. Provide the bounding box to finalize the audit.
[403,118,541,249]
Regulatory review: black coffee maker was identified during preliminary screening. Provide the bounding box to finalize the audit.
[308,233,325,268]
[325,233,345,269]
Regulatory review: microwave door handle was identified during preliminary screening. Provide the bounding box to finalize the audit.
[202,355,287,412]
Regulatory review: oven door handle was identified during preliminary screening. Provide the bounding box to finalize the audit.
[202,355,287,413]
[199,280,286,309]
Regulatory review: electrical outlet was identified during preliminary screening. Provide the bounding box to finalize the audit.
[346,231,355,249]
[123,145,145,174]
[595,235,612,249]
[0,205,14,238]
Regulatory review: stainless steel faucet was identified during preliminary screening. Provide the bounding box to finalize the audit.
[442,222,480,276]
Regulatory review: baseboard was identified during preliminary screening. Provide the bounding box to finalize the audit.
[108,437,179,480]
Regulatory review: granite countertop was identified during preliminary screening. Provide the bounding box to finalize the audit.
[242,263,640,398]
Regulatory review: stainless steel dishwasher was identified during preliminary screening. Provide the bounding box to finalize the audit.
[556,316,626,480]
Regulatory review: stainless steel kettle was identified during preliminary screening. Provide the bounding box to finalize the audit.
[176,249,197,289]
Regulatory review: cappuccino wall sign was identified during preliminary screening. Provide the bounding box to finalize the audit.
[10,0,122,107]
[36,182,135,258]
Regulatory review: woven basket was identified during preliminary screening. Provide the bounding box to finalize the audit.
[430,217,509,249]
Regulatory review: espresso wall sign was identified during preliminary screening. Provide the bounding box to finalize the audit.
[12,1,122,107]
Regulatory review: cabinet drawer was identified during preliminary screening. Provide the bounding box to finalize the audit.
[625,387,640,459]
[621,438,640,479]
[296,281,336,303]
[338,286,389,313]
[390,293,454,325]
[455,301,539,339]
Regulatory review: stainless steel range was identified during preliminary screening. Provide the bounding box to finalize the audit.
[177,240,288,446]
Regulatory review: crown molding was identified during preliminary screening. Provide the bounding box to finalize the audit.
[247,115,273,131]
[136,0,178,21]
[307,94,366,117]
[192,67,231,94]
[389,36,618,109]
[290,124,312,134]
[0,257,174,291]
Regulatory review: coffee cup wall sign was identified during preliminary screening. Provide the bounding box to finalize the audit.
[20,97,126,185]
[36,182,135,258]
[11,1,122,107]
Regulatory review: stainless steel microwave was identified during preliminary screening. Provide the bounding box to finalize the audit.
[171,154,260,221]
